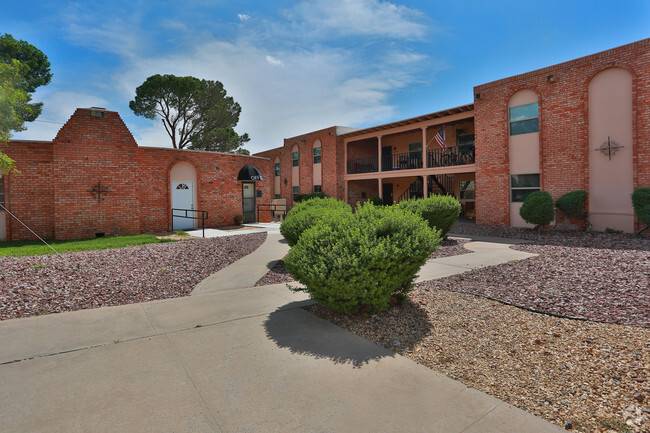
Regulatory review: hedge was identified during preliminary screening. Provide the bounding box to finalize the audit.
[396,195,461,237]
[280,197,351,246]
[555,190,587,218]
[284,202,440,314]
[632,187,650,226]
[520,191,554,227]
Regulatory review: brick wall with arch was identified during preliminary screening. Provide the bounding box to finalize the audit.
[474,39,649,231]
[2,108,271,241]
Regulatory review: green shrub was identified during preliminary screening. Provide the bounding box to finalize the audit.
[555,190,587,218]
[284,202,441,314]
[519,191,554,227]
[369,194,384,206]
[396,195,461,237]
[293,192,328,202]
[631,187,650,226]
[280,197,351,246]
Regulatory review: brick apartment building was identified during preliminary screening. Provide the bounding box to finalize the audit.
[257,38,649,233]
[0,108,270,241]
[1,39,648,241]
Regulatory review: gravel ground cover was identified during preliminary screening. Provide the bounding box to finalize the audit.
[437,223,650,328]
[0,233,266,320]
[307,292,649,433]
[253,238,472,287]
[303,223,649,432]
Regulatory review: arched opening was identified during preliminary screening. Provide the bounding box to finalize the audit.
[588,67,634,232]
[508,89,540,227]
[170,161,198,230]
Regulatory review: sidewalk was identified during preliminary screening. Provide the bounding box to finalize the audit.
[0,229,563,433]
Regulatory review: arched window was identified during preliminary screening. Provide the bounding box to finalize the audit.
[509,91,539,136]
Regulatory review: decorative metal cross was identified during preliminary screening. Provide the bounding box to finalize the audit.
[595,136,624,160]
[90,181,111,202]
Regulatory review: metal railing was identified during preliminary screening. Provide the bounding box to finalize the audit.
[347,156,378,174]
[257,203,294,222]
[171,208,208,238]
[427,145,475,168]
[382,151,423,171]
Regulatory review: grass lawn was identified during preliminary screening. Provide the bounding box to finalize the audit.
[0,234,177,257]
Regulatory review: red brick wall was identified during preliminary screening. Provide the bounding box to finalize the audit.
[255,126,340,205]
[474,39,650,229]
[4,108,271,241]
[348,179,378,207]
[137,148,271,230]
[51,109,140,239]
[3,141,54,240]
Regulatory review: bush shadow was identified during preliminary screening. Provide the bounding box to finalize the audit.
[264,299,434,367]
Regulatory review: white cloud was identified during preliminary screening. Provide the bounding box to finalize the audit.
[16,2,436,154]
[283,0,429,40]
[265,55,283,66]
[237,13,251,21]
[13,89,109,141]
[59,5,144,59]
[108,37,414,152]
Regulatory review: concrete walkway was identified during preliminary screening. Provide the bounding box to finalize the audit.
[0,228,563,433]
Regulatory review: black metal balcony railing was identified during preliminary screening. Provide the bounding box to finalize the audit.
[347,156,378,174]
[382,151,423,171]
[346,145,475,174]
[427,145,475,168]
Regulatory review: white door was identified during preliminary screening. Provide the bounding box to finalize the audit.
[172,182,194,230]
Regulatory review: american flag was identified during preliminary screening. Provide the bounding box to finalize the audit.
[434,127,446,152]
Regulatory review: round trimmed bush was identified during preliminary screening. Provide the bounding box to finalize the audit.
[284,202,441,314]
[280,197,351,246]
[520,191,554,227]
[555,190,587,217]
[397,195,461,237]
[632,187,650,226]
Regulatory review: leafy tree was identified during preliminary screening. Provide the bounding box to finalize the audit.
[1,60,34,174]
[0,33,52,122]
[129,74,249,153]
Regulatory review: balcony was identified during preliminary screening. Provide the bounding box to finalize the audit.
[347,156,378,174]
[427,145,475,168]
[381,151,423,171]
[347,145,475,175]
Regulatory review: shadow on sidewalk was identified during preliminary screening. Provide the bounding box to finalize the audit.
[264,302,396,368]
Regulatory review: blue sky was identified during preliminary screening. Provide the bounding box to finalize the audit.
[3,0,649,153]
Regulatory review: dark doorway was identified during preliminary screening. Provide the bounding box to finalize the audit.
[381,146,393,171]
[242,182,256,223]
[382,183,394,205]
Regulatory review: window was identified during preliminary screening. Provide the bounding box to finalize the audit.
[313,185,322,193]
[292,186,299,200]
[511,174,540,202]
[274,162,280,176]
[313,147,321,164]
[509,102,539,135]
[275,194,281,199]
[0,176,4,207]
[292,151,299,167]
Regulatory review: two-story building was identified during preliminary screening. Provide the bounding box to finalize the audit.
[256,38,649,234]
